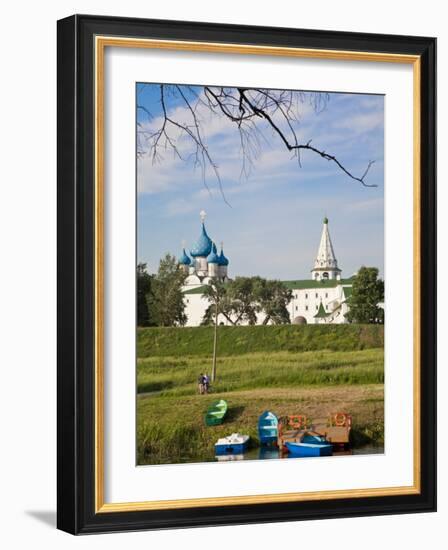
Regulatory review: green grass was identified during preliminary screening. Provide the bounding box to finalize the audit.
[137,324,384,358]
[137,349,384,396]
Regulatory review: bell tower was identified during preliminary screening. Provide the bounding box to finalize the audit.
[311,217,342,281]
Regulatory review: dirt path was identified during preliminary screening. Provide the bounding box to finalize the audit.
[137,390,163,399]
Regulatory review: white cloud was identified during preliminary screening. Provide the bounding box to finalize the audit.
[164,197,202,217]
[332,111,384,134]
[343,197,384,213]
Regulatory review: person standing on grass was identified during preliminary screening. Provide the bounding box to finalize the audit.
[203,373,210,394]
[197,373,204,394]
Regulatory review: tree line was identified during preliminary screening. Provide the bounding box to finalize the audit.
[137,255,187,327]
[345,266,384,324]
[201,278,291,326]
[137,255,292,327]
[137,255,384,327]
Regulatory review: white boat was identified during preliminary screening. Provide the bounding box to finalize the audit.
[215,433,250,455]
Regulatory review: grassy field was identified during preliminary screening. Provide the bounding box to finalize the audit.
[137,324,384,357]
[137,325,384,465]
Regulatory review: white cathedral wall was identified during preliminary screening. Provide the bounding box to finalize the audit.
[289,286,345,324]
[184,294,270,327]
[183,294,209,326]
[184,275,202,286]
[184,284,350,327]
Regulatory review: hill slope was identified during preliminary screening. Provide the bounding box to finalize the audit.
[137,324,384,358]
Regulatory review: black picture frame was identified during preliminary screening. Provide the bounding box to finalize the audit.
[57,14,436,534]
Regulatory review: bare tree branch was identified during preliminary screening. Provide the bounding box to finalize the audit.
[137,85,377,199]
[238,88,376,188]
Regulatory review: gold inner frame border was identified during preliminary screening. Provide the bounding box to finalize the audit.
[94,36,421,513]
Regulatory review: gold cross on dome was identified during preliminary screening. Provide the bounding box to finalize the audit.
[200,210,207,223]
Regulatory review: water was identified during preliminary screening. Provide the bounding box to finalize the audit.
[214,444,384,462]
[143,443,384,465]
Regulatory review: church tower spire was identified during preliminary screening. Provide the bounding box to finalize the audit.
[311,217,342,281]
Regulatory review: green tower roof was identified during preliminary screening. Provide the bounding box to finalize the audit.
[314,301,329,318]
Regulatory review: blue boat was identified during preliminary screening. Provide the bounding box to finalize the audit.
[258,411,279,445]
[286,434,333,457]
[215,433,250,455]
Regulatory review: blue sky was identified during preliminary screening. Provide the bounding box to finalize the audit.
[136,84,384,280]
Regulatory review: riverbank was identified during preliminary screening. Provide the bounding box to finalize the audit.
[137,383,384,464]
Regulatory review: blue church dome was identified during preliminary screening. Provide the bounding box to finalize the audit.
[190,223,213,257]
[179,248,191,265]
[218,246,229,266]
[207,242,220,264]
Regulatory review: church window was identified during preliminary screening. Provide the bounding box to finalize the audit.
[305,306,308,311]
[295,306,298,311]
[315,305,318,311]
[325,293,328,298]
[305,293,308,299]
[315,293,318,298]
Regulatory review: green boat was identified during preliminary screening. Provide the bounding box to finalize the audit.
[205,400,228,426]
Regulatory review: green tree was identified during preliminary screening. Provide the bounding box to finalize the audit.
[202,277,260,326]
[136,263,155,327]
[149,254,187,326]
[346,266,384,324]
[201,279,233,325]
[227,277,261,325]
[255,278,292,325]
[202,276,292,326]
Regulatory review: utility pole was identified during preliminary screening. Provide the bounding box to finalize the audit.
[211,300,218,382]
